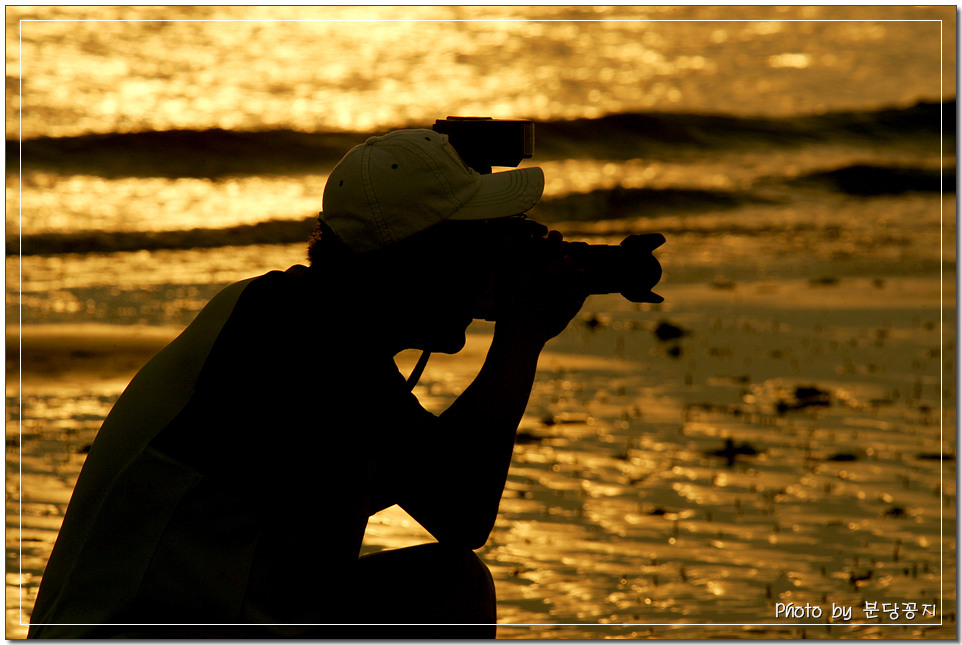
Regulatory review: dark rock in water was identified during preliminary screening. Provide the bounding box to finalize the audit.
[776,385,832,414]
[540,412,590,427]
[884,506,908,518]
[848,570,873,587]
[794,385,831,404]
[686,402,746,417]
[515,431,546,445]
[582,313,610,331]
[705,437,761,467]
[916,452,956,461]
[654,321,689,342]
[710,276,736,290]
[826,452,859,462]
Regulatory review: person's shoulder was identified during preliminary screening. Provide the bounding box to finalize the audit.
[240,266,310,294]
[231,266,324,329]
[246,265,312,289]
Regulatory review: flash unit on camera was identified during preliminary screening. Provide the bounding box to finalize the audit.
[432,117,534,174]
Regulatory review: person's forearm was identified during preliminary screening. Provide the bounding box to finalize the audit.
[445,324,545,432]
[400,324,547,547]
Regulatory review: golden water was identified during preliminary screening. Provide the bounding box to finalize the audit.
[9,6,953,139]
[6,5,957,639]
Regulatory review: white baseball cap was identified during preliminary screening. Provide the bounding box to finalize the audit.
[319,129,544,253]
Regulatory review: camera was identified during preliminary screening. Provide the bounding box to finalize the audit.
[432,116,665,321]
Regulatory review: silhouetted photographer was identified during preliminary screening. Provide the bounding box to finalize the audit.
[28,121,663,638]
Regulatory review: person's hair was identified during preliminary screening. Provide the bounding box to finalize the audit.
[307,219,354,267]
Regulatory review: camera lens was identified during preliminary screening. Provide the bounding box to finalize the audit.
[562,233,665,304]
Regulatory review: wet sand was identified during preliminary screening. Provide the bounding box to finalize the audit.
[6,275,956,639]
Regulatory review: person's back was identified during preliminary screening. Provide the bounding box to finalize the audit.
[28,271,388,636]
[28,277,255,636]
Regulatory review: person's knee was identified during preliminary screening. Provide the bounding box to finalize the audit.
[434,545,496,623]
[434,544,493,580]
[420,544,494,599]
[356,542,496,624]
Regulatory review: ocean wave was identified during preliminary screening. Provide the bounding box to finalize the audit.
[532,186,773,222]
[16,158,953,257]
[536,99,952,160]
[11,218,317,257]
[9,100,953,179]
[9,129,362,180]
[11,184,761,256]
[791,163,955,196]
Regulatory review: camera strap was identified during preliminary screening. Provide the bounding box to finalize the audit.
[406,350,431,390]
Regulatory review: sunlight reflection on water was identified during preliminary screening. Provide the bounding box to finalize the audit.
[5,5,956,638]
[9,6,952,138]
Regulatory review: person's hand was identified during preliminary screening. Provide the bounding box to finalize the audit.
[494,230,587,344]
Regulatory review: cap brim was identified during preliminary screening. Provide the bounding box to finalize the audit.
[447,167,544,221]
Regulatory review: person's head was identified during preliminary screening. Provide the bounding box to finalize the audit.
[308,128,545,354]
